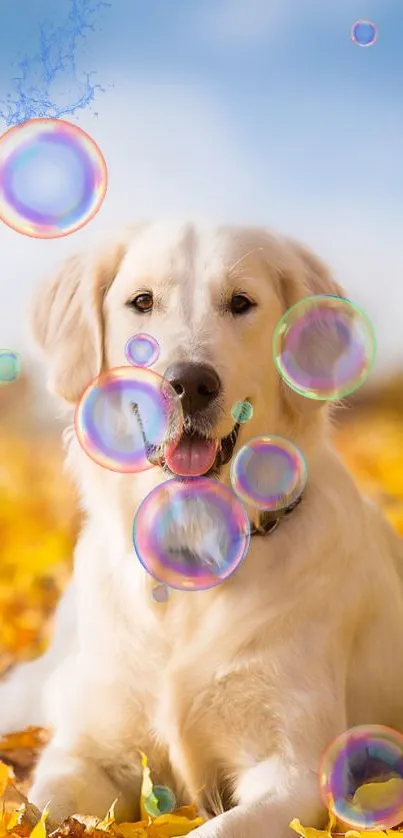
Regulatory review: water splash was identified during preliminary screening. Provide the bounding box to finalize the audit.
[0,0,111,128]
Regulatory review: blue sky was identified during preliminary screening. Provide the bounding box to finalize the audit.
[0,0,402,374]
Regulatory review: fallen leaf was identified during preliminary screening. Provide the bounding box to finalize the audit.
[0,764,14,797]
[352,778,403,816]
[0,730,47,755]
[290,818,333,838]
[29,808,49,838]
[138,754,158,823]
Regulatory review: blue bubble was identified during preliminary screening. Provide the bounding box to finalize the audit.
[231,400,253,424]
[0,350,21,384]
[351,20,378,47]
[144,785,176,817]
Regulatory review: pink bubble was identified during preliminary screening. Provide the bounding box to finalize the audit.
[133,477,251,591]
[75,366,183,473]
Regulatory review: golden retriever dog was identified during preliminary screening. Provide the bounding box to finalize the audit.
[1,222,403,838]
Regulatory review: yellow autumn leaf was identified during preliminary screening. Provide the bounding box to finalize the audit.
[115,814,204,838]
[344,832,393,838]
[138,753,159,822]
[29,807,49,838]
[289,818,332,838]
[0,729,45,753]
[171,807,199,821]
[147,814,204,836]
[0,810,21,838]
[97,799,119,831]
[0,763,12,798]
[111,825,148,838]
[352,778,403,819]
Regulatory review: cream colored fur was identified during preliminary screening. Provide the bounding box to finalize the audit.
[1,222,403,838]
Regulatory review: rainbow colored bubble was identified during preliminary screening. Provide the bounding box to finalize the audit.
[75,366,183,473]
[319,725,403,830]
[0,118,107,239]
[133,477,251,591]
[125,334,160,368]
[273,295,376,401]
[230,435,307,511]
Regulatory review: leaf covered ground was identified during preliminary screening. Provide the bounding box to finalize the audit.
[1,394,403,837]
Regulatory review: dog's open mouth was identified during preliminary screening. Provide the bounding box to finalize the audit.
[131,399,244,477]
[163,422,241,477]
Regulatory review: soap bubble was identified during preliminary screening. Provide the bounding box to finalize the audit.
[273,295,376,401]
[319,724,403,829]
[125,333,160,368]
[75,366,183,473]
[151,584,169,603]
[0,349,21,384]
[231,400,253,424]
[144,785,176,817]
[351,20,378,47]
[230,435,307,511]
[133,477,251,591]
[0,118,107,238]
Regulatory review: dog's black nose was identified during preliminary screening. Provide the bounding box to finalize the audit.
[164,362,221,414]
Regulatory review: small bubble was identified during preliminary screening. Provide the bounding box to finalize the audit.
[351,20,378,48]
[231,400,253,424]
[151,584,169,603]
[125,334,160,368]
[0,350,21,384]
[144,785,176,817]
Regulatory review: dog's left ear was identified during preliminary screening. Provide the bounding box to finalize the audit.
[280,237,346,304]
[30,226,143,404]
[277,237,348,414]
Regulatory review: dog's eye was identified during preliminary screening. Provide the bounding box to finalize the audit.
[127,293,153,313]
[230,294,255,315]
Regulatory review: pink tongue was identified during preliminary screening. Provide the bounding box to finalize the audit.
[165,436,219,476]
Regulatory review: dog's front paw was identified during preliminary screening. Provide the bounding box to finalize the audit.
[30,753,122,827]
[30,777,81,828]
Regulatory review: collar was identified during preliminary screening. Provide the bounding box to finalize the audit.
[249,495,302,537]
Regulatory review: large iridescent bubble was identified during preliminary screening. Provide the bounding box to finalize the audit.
[273,295,376,401]
[230,435,307,511]
[133,477,251,591]
[75,366,183,473]
[319,725,403,829]
[0,118,107,238]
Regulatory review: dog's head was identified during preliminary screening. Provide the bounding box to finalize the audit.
[31,222,345,487]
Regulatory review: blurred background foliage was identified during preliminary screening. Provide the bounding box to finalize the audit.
[1,371,403,677]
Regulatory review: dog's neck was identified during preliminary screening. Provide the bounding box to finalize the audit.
[250,496,302,537]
